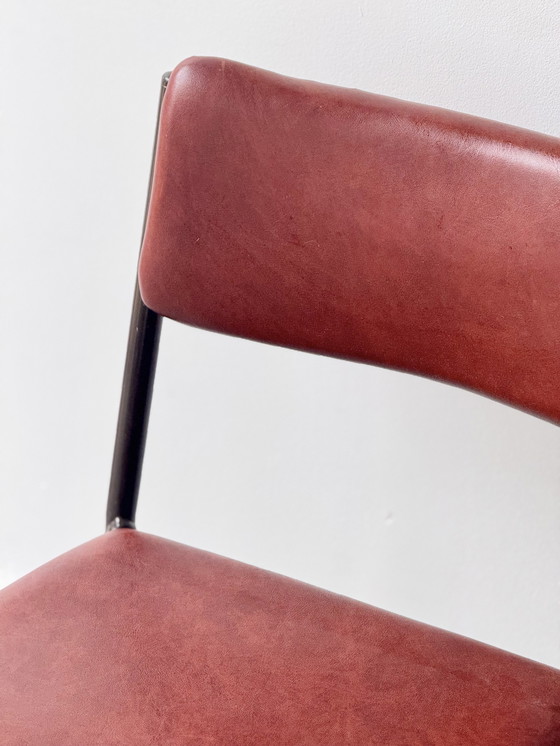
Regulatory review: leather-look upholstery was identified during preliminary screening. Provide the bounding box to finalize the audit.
[0,529,558,745]
[140,56,560,423]
[2,59,558,744]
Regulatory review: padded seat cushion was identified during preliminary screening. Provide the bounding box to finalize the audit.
[0,529,558,744]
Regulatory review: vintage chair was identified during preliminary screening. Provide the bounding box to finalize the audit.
[0,57,559,744]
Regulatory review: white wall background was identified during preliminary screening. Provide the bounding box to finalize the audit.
[1,0,559,669]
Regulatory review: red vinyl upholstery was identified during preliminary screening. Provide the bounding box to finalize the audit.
[140,56,560,423]
[2,58,558,744]
[0,529,558,745]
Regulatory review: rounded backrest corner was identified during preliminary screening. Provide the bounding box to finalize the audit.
[139,57,560,424]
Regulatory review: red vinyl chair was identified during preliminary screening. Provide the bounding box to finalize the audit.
[0,57,559,745]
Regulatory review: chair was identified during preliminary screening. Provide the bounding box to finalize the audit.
[0,56,558,744]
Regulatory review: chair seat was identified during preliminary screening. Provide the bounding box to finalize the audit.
[0,529,557,745]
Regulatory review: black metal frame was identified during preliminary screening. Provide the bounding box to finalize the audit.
[105,73,170,531]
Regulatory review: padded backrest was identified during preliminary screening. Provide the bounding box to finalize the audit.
[139,56,560,424]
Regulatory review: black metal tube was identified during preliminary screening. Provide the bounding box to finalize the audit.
[105,73,169,530]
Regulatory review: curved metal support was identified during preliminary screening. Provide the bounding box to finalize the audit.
[105,72,170,531]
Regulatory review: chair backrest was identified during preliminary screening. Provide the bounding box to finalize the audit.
[139,56,560,424]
